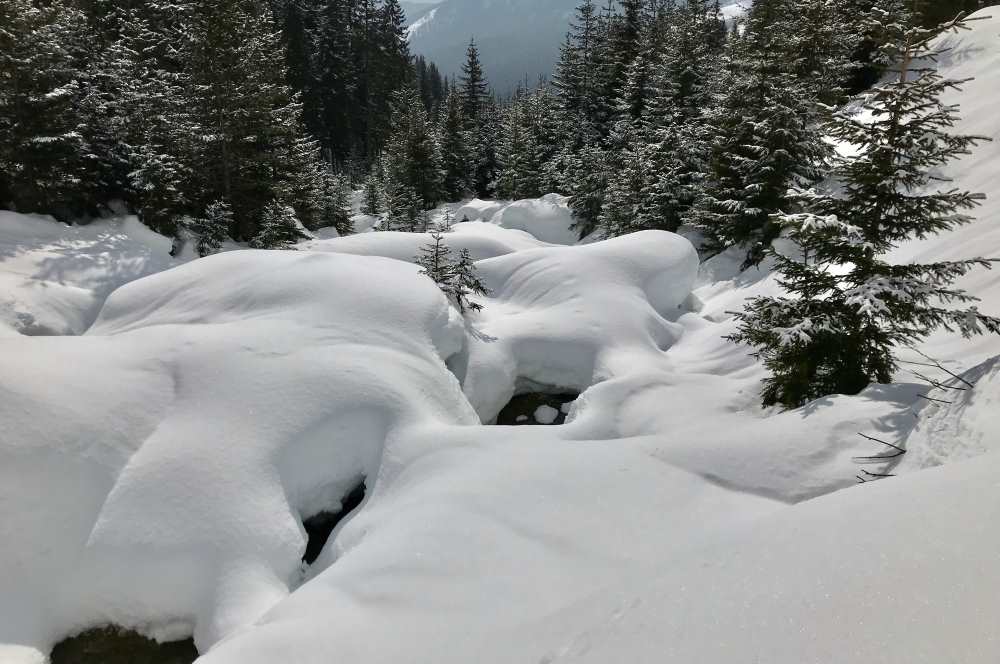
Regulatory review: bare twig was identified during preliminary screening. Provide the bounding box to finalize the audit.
[902,347,976,388]
[908,369,968,391]
[918,394,953,405]
[857,432,905,453]
[861,469,896,479]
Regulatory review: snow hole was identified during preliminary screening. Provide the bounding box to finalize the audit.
[301,478,367,565]
[495,392,579,426]
[50,626,197,664]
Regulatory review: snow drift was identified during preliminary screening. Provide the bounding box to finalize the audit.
[2,10,1000,664]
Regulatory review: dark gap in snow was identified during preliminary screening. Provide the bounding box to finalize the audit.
[496,392,579,426]
[50,626,197,664]
[301,478,366,565]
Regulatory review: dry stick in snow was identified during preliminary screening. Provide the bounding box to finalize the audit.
[852,432,907,463]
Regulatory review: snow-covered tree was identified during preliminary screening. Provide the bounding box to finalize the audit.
[185,200,233,257]
[690,0,830,264]
[250,200,308,249]
[415,232,490,313]
[384,87,444,211]
[385,182,427,232]
[361,171,384,217]
[321,171,354,235]
[439,88,472,200]
[0,0,90,219]
[450,248,490,313]
[730,8,1000,408]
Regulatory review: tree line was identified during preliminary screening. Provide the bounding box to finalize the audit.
[0,0,447,248]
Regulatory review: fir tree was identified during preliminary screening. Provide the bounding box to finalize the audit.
[185,200,233,257]
[361,171,384,216]
[385,182,426,232]
[730,8,1000,408]
[691,0,830,265]
[439,88,472,200]
[250,200,308,249]
[0,0,90,220]
[385,87,445,211]
[415,232,490,313]
[459,40,499,197]
[450,248,490,313]
[416,231,454,285]
[322,171,354,235]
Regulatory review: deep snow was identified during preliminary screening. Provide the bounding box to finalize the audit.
[2,9,1000,664]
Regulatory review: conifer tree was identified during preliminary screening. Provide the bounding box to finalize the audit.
[691,0,830,264]
[385,182,426,232]
[439,88,472,200]
[459,40,499,197]
[250,200,308,249]
[362,172,384,216]
[416,230,454,285]
[415,232,490,313]
[731,8,1000,408]
[0,0,90,219]
[450,248,490,313]
[185,200,233,257]
[385,87,445,211]
[322,171,354,235]
[186,0,325,240]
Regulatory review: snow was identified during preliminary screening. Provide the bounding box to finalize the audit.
[453,198,505,222]
[405,6,437,40]
[533,404,559,424]
[0,249,474,655]
[489,193,579,245]
[3,11,1000,664]
[0,212,182,335]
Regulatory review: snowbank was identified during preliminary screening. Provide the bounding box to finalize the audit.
[0,212,180,335]
[301,223,545,263]
[461,230,700,421]
[490,193,579,245]
[4,12,1000,663]
[453,198,505,222]
[0,249,476,656]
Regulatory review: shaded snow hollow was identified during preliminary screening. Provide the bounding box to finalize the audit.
[3,11,1000,663]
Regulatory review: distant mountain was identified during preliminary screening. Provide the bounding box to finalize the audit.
[403,0,750,95]
[404,0,579,95]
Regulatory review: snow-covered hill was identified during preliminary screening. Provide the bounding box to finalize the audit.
[1,7,1000,664]
[406,0,749,92]
[405,0,579,93]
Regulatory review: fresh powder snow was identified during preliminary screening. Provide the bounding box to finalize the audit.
[1,8,1000,664]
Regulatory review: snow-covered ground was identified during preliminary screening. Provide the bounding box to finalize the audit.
[2,11,1000,664]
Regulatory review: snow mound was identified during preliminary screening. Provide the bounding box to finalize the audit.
[544,450,1000,664]
[490,193,579,245]
[461,230,699,421]
[453,198,505,222]
[301,224,545,263]
[0,249,476,657]
[0,212,180,335]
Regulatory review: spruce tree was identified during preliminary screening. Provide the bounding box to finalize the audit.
[415,233,490,313]
[185,200,233,257]
[0,0,90,220]
[691,0,830,264]
[439,88,472,200]
[385,87,445,212]
[450,248,490,313]
[250,200,308,249]
[361,172,384,216]
[322,171,354,235]
[385,182,426,232]
[186,0,325,240]
[731,8,1000,408]
[459,40,498,197]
